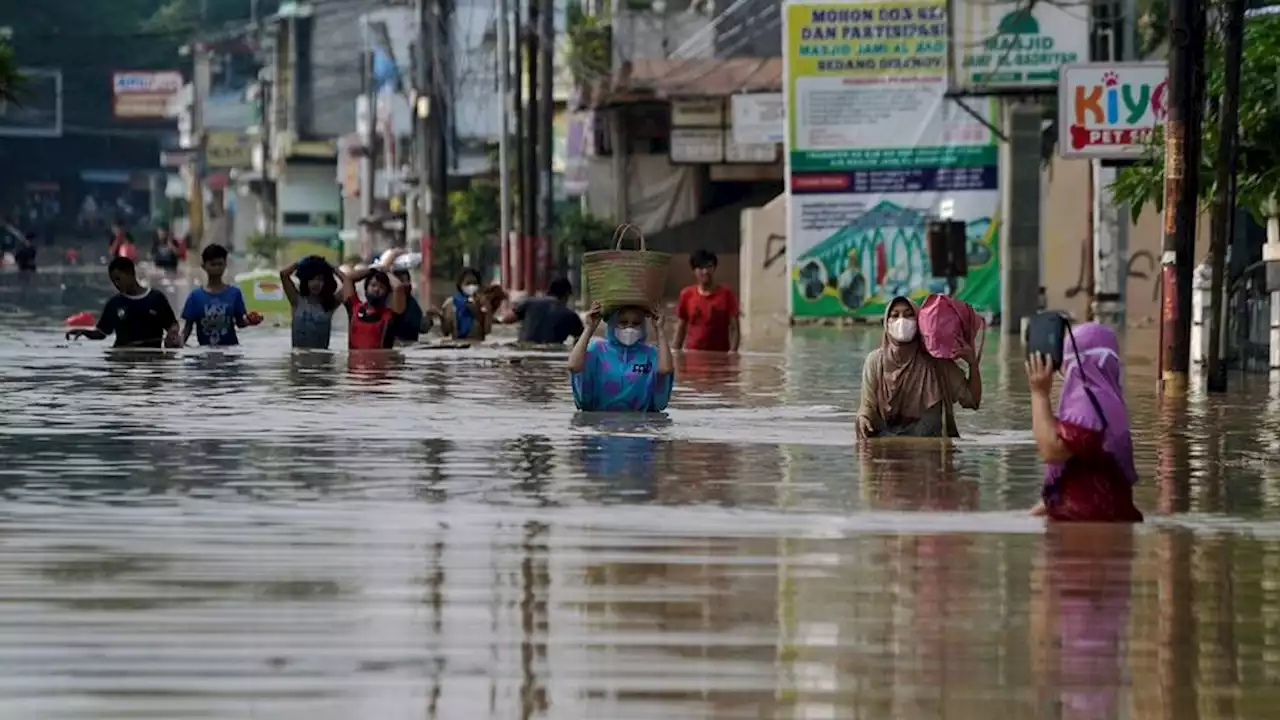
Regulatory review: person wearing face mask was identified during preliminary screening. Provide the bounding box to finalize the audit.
[567,301,675,412]
[341,264,407,350]
[435,267,492,341]
[856,296,982,439]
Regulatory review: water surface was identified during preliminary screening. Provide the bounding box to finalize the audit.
[1,274,1278,718]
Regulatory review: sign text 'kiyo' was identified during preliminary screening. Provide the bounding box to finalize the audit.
[1058,63,1168,161]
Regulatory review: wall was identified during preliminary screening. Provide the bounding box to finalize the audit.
[1041,157,1210,328]
[277,163,342,261]
[583,153,699,234]
[305,0,502,144]
[645,195,764,299]
[737,194,787,332]
[306,1,375,139]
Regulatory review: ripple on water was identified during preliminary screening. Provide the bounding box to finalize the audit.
[0,312,1278,718]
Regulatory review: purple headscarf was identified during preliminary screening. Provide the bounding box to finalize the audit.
[1044,323,1138,491]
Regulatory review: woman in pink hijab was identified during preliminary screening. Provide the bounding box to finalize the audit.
[1025,322,1143,522]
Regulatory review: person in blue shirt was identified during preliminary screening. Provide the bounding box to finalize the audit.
[567,301,675,412]
[181,244,251,346]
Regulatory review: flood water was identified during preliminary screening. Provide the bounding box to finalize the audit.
[3,271,1280,719]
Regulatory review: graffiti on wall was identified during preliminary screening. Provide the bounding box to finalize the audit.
[764,233,787,270]
[1064,239,1160,303]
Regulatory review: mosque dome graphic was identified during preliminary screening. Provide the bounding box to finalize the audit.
[996,10,1038,35]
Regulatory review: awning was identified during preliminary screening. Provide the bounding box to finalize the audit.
[590,57,783,106]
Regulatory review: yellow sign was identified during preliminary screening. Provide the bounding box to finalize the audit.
[205,131,253,169]
[785,3,947,81]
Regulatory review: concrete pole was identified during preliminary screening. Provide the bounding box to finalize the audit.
[189,45,210,252]
[1158,0,1206,396]
[522,0,540,294]
[611,108,629,224]
[414,0,432,308]
[512,0,525,293]
[999,102,1042,337]
[360,23,377,260]
[497,0,512,288]
[429,0,449,278]
[536,0,554,290]
[1093,162,1124,326]
[1092,21,1124,327]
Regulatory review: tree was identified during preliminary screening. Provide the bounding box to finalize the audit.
[565,0,611,86]
[0,38,23,103]
[436,181,500,274]
[1110,12,1280,222]
[556,204,615,255]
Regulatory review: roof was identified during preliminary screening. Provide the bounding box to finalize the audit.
[591,57,782,106]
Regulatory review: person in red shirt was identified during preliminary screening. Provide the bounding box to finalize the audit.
[674,249,740,352]
[107,221,139,261]
[341,265,407,350]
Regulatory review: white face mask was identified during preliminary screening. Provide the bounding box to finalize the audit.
[887,317,918,343]
[462,284,479,297]
[614,327,642,346]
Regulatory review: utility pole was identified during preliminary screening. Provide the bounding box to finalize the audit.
[1090,5,1125,327]
[522,0,540,294]
[497,0,512,288]
[415,0,434,307]
[431,0,449,271]
[1158,0,1206,396]
[189,44,211,252]
[537,0,554,290]
[1206,0,1245,393]
[512,2,525,292]
[360,38,377,260]
[359,19,378,259]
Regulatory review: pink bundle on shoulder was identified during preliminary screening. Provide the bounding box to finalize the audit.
[918,294,985,360]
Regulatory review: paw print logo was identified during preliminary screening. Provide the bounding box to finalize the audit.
[1102,71,1119,87]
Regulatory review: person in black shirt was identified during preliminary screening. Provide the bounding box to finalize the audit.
[14,233,36,272]
[66,257,181,348]
[391,267,429,344]
[152,225,180,272]
[508,277,585,344]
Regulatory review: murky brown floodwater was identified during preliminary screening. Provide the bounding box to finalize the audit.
[3,271,1280,718]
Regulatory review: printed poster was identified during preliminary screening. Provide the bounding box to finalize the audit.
[784,1,1002,319]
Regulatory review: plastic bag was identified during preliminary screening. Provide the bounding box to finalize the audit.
[918,294,985,361]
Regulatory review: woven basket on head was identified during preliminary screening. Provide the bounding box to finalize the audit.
[582,224,670,313]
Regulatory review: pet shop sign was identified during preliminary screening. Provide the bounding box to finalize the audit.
[1058,63,1168,160]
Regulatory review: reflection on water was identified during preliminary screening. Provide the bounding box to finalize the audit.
[3,299,1280,717]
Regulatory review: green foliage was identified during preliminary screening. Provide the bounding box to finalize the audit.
[1139,0,1169,58]
[1111,13,1280,223]
[432,180,613,276]
[566,0,611,85]
[247,233,289,264]
[0,38,25,103]
[556,204,616,255]
[433,182,500,273]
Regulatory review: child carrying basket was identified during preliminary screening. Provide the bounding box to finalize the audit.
[567,224,676,412]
